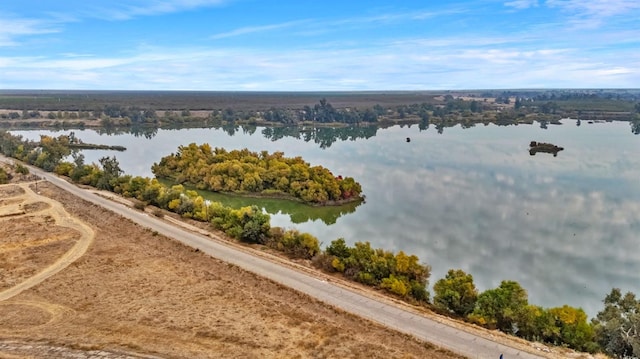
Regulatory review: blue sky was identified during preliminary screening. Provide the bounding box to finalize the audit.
[1,0,639,90]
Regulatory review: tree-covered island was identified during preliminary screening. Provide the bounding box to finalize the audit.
[151,143,363,205]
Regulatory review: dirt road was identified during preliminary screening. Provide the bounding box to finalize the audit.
[0,182,94,301]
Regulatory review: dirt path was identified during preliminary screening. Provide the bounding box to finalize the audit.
[0,339,164,359]
[0,182,95,301]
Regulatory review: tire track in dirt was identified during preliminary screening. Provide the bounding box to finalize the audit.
[0,299,73,333]
[0,182,95,302]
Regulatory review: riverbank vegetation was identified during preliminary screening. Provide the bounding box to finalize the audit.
[152,144,363,205]
[2,90,639,136]
[162,180,363,225]
[432,269,639,357]
[1,129,638,358]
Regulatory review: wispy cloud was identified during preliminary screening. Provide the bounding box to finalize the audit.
[546,0,640,17]
[0,17,60,46]
[545,0,640,28]
[2,35,638,90]
[1,1,637,90]
[209,7,467,40]
[88,0,229,21]
[504,0,539,10]
[328,8,467,25]
[4,1,230,23]
[210,20,307,40]
[1,1,232,46]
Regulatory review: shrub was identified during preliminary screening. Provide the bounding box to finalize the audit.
[132,200,146,210]
[269,229,320,259]
[0,167,10,184]
[381,275,410,297]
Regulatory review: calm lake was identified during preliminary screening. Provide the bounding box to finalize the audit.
[13,120,640,317]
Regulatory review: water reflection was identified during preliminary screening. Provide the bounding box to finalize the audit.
[9,120,640,317]
[159,179,363,225]
[632,119,640,135]
[261,125,379,149]
[91,123,381,149]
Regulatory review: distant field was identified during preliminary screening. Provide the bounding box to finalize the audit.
[545,98,636,112]
[0,89,637,116]
[0,90,446,111]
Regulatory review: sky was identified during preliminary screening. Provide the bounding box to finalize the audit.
[1,0,639,91]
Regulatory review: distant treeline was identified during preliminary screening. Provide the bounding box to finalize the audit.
[1,89,639,111]
[2,90,639,131]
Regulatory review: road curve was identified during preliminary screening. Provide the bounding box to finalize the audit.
[3,156,545,359]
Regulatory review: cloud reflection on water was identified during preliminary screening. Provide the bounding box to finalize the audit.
[11,120,640,316]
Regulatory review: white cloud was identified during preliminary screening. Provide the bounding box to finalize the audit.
[0,1,638,90]
[504,0,539,10]
[594,67,634,76]
[545,0,640,28]
[210,20,307,40]
[546,0,640,17]
[0,36,640,91]
[209,7,467,40]
[94,0,228,20]
[0,17,60,47]
[1,37,637,90]
[0,1,231,47]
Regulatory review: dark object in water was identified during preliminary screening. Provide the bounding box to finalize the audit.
[406,137,411,142]
[529,141,564,157]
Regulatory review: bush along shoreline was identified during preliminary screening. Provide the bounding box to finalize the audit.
[1,130,637,358]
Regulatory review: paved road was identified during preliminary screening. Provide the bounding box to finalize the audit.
[3,156,546,359]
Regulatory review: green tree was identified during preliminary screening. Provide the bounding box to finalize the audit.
[593,288,640,358]
[96,156,123,190]
[514,97,522,110]
[433,269,478,317]
[54,161,75,176]
[240,206,271,244]
[515,305,558,342]
[469,280,528,334]
[547,305,597,352]
[14,163,29,176]
[326,238,351,258]
[37,135,71,171]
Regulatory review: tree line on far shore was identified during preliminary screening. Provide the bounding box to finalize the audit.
[3,96,640,136]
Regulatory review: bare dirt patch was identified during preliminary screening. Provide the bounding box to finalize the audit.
[0,236,76,292]
[0,302,53,329]
[0,180,463,359]
[0,184,24,197]
[22,201,51,213]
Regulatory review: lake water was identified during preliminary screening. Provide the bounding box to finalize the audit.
[13,120,640,317]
